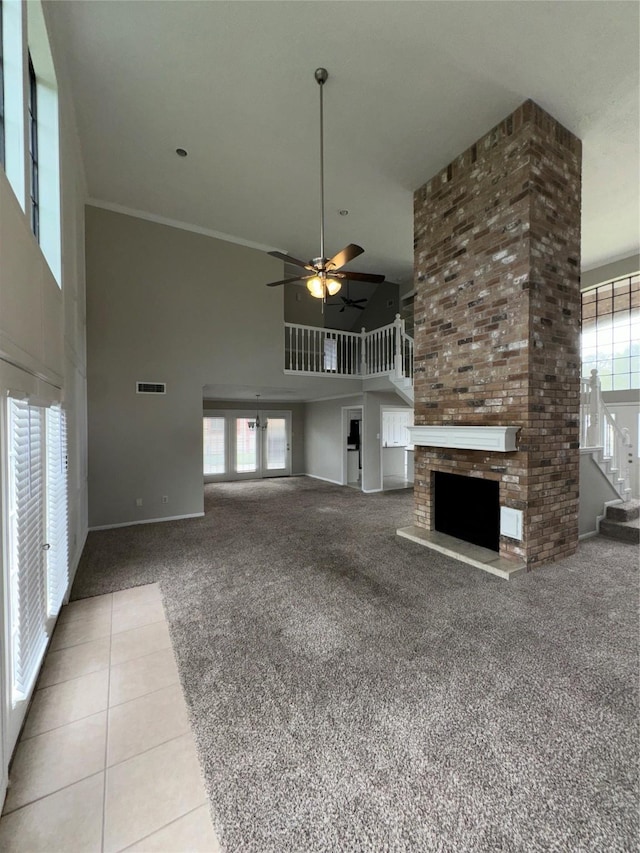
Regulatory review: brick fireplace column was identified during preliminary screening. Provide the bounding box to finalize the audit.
[412,100,582,569]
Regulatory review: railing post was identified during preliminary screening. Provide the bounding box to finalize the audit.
[587,368,601,447]
[621,427,632,496]
[394,313,403,379]
[361,327,367,376]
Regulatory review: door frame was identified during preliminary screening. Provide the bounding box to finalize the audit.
[341,405,363,487]
[379,405,413,490]
[203,409,292,483]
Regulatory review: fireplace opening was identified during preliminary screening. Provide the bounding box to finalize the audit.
[434,471,499,552]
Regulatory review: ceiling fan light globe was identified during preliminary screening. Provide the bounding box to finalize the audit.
[306,277,325,299]
[326,278,342,296]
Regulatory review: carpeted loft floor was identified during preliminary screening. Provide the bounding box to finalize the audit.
[73,477,639,852]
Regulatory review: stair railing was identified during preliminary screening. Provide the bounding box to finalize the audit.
[580,368,633,497]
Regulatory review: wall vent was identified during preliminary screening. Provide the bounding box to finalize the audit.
[136,382,166,395]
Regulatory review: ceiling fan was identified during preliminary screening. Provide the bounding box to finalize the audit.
[265,68,385,300]
[327,295,368,312]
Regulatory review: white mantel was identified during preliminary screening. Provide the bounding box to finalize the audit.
[407,425,519,453]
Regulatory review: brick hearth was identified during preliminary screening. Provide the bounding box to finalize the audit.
[412,99,582,569]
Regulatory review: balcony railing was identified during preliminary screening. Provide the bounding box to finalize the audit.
[284,314,414,381]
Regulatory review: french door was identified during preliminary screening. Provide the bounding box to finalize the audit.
[204,411,291,482]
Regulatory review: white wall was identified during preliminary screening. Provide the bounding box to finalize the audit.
[0,0,87,806]
[304,395,363,484]
[362,391,409,492]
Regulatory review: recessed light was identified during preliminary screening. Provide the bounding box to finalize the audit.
[338,209,349,216]
[175,148,188,157]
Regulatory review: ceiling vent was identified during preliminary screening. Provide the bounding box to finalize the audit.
[136,382,166,395]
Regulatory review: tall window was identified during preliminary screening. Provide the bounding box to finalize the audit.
[581,274,640,391]
[203,417,225,475]
[0,0,5,167]
[28,51,38,240]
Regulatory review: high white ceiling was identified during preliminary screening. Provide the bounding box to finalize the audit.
[48,1,639,284]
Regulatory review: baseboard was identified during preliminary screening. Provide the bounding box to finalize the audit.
[579,530,599,541]
[304,474,344,486]
[362,488,383,493]
[89,512,205,532]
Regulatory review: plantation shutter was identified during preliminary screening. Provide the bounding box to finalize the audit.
[7,396,48,701]
[46,404,68,617]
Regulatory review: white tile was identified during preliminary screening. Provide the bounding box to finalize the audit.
[109,648,179,707]
[3,712,107,813]
[22,670,109,739]
[124,805,221,853]
[0,773,104,853]
[112,584,162,611]
[58,594,113,626]
[108,684,190,766]
[104,734,207,853]
[111,601,166,636]
[50,610,112,652]
[110,621,172,667]
[38,637,111,688]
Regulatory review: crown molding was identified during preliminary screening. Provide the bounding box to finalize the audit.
[86,198,281,254]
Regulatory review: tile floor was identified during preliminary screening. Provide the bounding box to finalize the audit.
[0,584,222,852]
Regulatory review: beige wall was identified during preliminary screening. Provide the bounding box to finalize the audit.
[87,206,340,527]
[303,395,364,484]
[581,253,639,290]
[0,0,87,802]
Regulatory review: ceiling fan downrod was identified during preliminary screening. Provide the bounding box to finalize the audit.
[315,68,328,268]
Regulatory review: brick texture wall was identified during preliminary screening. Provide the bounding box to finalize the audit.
[413,100,581,567]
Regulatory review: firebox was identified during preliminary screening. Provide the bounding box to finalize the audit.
[434,471,499,552]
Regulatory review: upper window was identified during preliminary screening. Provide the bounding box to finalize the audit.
[581,274,640,391]
[27,51,38,240]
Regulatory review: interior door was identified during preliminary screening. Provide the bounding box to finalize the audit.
[261,412,291,477]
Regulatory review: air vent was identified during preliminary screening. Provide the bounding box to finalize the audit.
[136,382,166,395]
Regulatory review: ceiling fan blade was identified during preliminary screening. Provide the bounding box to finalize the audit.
[339,271,386,284]
[353,303,366,310]
[265,275,310,287]
[340,306,346,313]
[327,244,364,271]
[268,251,314,270]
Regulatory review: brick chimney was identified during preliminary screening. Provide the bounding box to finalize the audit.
[411,100,582,569]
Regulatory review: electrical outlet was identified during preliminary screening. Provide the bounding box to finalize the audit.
[162,496,169,504]
[136,498,143,507]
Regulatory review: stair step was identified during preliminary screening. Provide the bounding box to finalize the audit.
[599,516,640,544]
[606,499,640,523]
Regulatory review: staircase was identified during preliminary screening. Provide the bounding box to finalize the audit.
[580,369,633,501]
[599,500,640,544]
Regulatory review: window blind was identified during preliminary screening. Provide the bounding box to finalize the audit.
[45,404,68,618]
[7,397,48,702]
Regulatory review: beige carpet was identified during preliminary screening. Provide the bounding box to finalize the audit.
[73,477,639,852]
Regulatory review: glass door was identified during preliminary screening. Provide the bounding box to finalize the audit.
[262,413,291,477]
[234,417,258,478]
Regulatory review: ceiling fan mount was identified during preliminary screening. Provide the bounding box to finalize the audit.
[264,68,385,301]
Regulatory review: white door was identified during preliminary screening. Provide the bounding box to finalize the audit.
[261,413,291,477]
